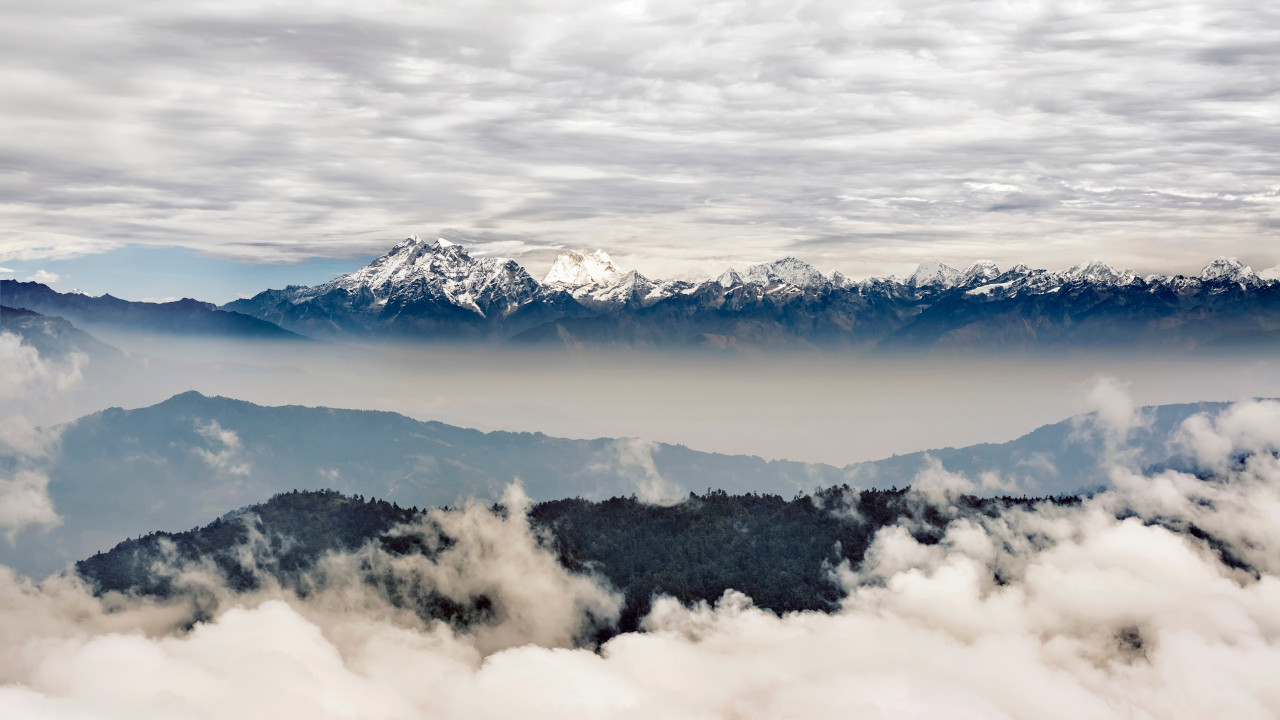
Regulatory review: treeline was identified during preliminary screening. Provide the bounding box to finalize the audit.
[77,486,1082,633]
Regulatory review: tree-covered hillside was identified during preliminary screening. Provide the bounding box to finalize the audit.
[78,487,1081,633]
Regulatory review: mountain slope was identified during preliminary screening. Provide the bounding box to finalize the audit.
[1,280,303,341]
[0,305,123,362]
[77,487,1069,633]
[3,391,849,576]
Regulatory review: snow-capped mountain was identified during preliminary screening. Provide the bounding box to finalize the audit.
[959,261,1001,287]
[223,237,1280,351]
[224,236,541,338]
[907,260,961,288]
[1199,256,1260,286]
[736,257,829,288]
[1056,259,1137,286]
[543,249,622,287]
[322,235,539,318]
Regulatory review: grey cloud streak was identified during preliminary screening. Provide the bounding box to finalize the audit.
[1,0,1277,278]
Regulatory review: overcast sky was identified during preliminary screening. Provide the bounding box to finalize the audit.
[1,0,1278,297]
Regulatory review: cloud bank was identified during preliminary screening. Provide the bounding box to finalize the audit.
[2,394,1280,717]
[2,0,1278,278]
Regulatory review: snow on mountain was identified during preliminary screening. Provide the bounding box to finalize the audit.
[829,270,855,289]
[907,260,961,288]
[1200,257,1258,285]
[1056,260,1137,286]
[717,269,745,288]
[543,249,623,287]
[738,257,828,288]
[323,235,539,318]
[568,270,656,308]
[958,260,1000,287]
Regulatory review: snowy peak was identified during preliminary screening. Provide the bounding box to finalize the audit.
[1058,260,1136,286]
[959,260,1001,286]
[717,269,745,288]
[1200,257,1257,284]
[740,257,827,288]
[567,269,668,309]
[544,249,622,287]
[908,260,961,288]
[327,235,538,318]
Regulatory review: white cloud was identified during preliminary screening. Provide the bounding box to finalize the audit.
[0,470,60,542]
[193,419,251,477]
[0,332,86,400]
[26,270,58,284]
[602,438,682,504]
[0,335,78,541]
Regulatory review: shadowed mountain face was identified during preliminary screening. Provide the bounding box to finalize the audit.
[224,238,1280,352]
[1,280,303,341]
[1,390,1249,577]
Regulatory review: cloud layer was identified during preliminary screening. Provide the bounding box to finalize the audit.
[1,0,1277,278]
[2,395,1280,718]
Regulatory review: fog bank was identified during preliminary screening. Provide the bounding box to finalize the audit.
[28,333,1280,466]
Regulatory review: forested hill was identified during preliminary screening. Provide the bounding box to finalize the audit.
[77,487,1080,633]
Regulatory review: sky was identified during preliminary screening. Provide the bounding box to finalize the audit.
[1,0,1278,301]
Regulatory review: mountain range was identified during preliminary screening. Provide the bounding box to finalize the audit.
[224,236,1280,351]
[5,237,1278,351]
[0,390,1238,576]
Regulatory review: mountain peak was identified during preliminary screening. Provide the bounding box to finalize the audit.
[908,260,960,288]
[1200,256,1256,283]
[959,260,1000,286]
[544,249,622,286]
[740,257,827,288]
[1059,259,1135,286]
[717,269,744,288]
[322,236,537,319]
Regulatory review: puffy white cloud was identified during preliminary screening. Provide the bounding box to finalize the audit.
[0,332,85,401]
[193,419,251,477]
[26,270,59,284]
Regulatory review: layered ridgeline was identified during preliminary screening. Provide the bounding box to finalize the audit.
[225,235,1280,350]
[1,391,1244,576]
[0,279,303,340]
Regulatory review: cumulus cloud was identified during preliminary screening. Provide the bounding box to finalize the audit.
[25,270,58,284]
[1,0,1278,278]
